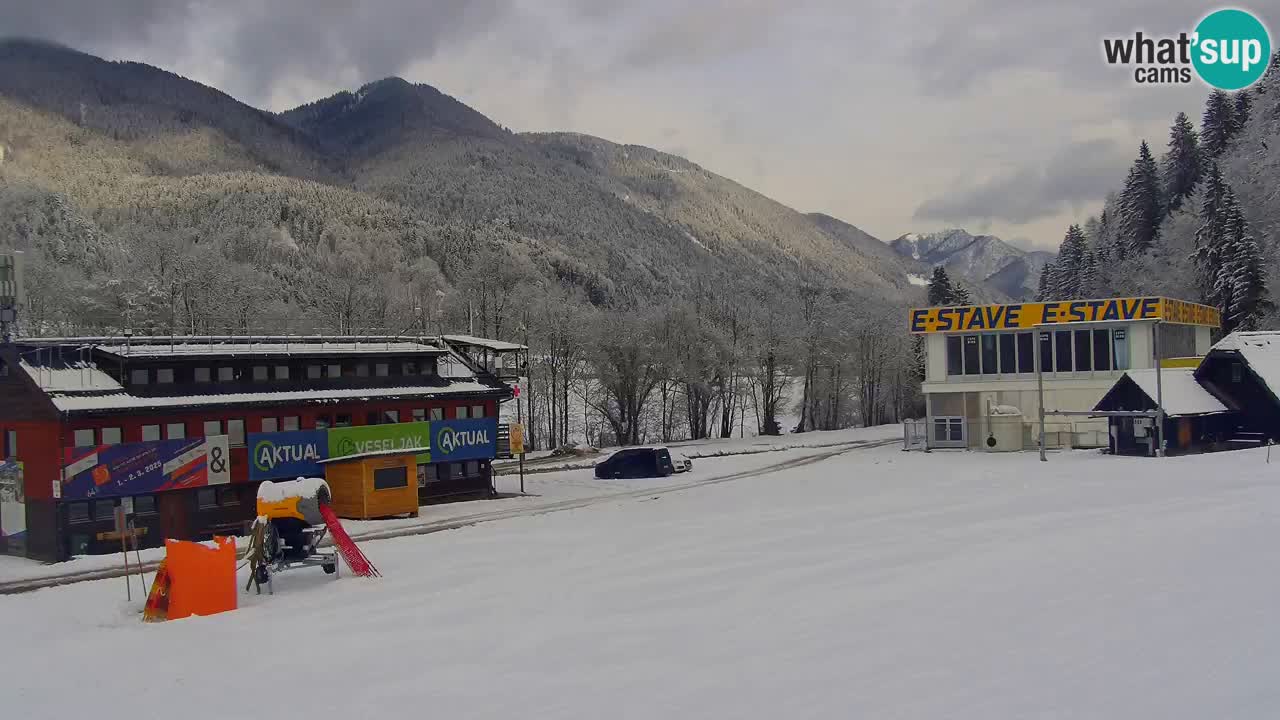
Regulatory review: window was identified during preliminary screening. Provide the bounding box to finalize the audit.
[375,363,390,377]
[430,408,444,421]
[962,335,980,376]
[157,368,175,384]
[1093,329,1113,372]
[94,500,117,521]
[218,367,235,382]
[131,369,149,385]
[227,419,245,446]
[1016,333,1034,374]
[327,364,342,379]
[194,367,212,383]
[3,429,13,458]
[217,487,239,506]
[412,409,426,422]
[1039,332,1053,373]
[73,429,95,448]
[196,488,218,509]
[307,365,323,380]
[1055,331,1073,373]
[366,412,381,426]
[282,416,300,432]
[101,427,122,446]
[980,335,998,375]
[421,360,437,376]
[274,365,290,380]
[166,423,185,440]
[1113,329,1130,370]
[421,464,439,484]
[946,336,963,376]
[335,414,352,428]
[356,364,370,378]
[142,425,161,442]
[403,361,418,376]
[471,405,484,418]
[383,410,399,424]
[452,462,465,478]
[261,418,278,434]
[133,495,157,515]
[68,502,90,523]
[373,465,409,490]
[998,334,1017,374]
[253,366,268,381]
[1232,362,1243,383]
[1074,329,1092,372]
[203,420,223,437]
[465,460,480,476]
[315,415,331,430]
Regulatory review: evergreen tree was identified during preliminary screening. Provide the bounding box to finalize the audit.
[1036,260,1053,301]
[1233,89,1253,133]
[1160,112,1201,214]
[1053,224,1089,299]
[1077,248,1101,298]
[1221,190,1272,331]
[926,266,954,306]
[1201,89,1235,157]
[951,282,972,306]
[1257,51,1280,125]
[1193,163,1230,309]
[1117,141,1162,256]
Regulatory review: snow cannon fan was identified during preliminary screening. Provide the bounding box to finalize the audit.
[247,478,380,594]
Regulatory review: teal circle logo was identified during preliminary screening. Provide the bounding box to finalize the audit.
[1192,9,1272,90]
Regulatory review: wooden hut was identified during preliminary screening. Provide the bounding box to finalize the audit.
[319,450,422,520]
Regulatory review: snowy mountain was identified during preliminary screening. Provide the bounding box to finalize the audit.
[890,229,1053,300]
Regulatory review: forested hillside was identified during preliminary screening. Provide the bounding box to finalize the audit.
[1039,52,1280,334]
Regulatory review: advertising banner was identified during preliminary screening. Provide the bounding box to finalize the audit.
[431,418,499,462]
[62,438,226,500]
[909,296,1221,334]
[248,430,327,481]
[328,422,431,463]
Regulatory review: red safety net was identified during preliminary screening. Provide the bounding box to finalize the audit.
[318,503,381,578]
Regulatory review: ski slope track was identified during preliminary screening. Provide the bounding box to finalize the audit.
[0,437,895,595]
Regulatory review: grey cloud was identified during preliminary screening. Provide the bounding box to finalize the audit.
[913,138,1132,225]
[0,0,196,47]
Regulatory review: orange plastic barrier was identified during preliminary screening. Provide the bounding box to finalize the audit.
[162,536,237,620]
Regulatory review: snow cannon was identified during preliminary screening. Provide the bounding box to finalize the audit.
[246,478,381,594]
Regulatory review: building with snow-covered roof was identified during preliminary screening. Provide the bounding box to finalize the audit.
[910,296,1220,451]
[0,336,515,560]
[1192,332,1280,442]
[1093,369,1235,456]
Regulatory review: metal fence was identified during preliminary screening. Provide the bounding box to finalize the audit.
[903,419,929,451]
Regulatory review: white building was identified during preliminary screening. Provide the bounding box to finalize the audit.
[911,296,1219,450]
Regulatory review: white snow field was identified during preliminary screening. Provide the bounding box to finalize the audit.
[5,443,1280,719]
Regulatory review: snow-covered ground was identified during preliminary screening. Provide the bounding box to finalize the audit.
[6,444,1280,718]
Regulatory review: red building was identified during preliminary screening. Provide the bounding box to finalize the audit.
[0,336,518,561]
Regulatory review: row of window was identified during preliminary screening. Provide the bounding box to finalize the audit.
[69,404,489,449]
[945,328,1131,377]
[129,359,437,386]
[2,428,15,459]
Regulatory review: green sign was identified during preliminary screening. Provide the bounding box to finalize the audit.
[327,422,431,463]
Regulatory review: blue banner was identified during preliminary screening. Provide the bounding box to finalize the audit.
[62,439,222,500]
[430,418,498,462]
[248,430,328,481]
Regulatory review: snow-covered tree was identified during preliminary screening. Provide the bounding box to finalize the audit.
[1117,141,1162,256]
[1233,89,1253,134]
[1201,90,1235,157]
[1051,224,1089,299]
[1160,112,1201,214]
[926,266,961,306]
[1036,260,1053,301]
[1221,190,1272,331]
[1193,163,1230,310]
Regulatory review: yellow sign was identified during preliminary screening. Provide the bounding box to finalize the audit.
[908,297,1220,334]
[509,423,525,455]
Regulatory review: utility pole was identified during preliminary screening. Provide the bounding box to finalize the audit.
[1153,321,1165,458]
[1036,328,1047,462]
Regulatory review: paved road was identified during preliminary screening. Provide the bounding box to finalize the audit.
[0,437,897,595]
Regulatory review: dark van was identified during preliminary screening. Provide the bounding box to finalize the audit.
[594,447,678,479]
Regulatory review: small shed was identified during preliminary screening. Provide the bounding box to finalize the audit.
[1094,368,1234,456]
[318,449,423,520]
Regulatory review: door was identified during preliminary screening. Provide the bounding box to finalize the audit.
[158,491,190,541]
[930,417,966,449]
[1178,418,1192,449]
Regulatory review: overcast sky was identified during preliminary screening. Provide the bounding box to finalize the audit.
[4,0,1239,250]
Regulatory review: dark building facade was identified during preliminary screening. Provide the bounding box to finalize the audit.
[0,336,518,560]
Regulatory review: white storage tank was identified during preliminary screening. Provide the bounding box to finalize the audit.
[984,405,1024,452]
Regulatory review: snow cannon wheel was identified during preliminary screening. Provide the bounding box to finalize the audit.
[322,562,337,575]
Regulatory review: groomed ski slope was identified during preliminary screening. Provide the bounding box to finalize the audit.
[5,443,1280,719]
